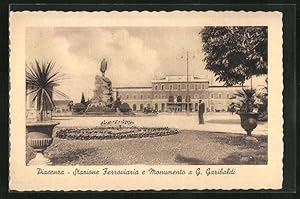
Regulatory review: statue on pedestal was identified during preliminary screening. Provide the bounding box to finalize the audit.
[86,59,113,110]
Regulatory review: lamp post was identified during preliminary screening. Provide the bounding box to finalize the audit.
[186,51,190,115]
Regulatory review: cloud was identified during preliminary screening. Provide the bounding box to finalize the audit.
[26,27,161,102]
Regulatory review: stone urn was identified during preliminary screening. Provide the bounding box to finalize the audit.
[238,112,259,136]
[26,121,59,165]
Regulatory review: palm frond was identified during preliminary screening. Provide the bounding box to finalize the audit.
[26,60,66,119]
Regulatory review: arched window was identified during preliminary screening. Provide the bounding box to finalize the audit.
[133,104,136,111]
[161,103,165,111]
[177,96,182,102]
[168,96,174,102]
[140,104,144,111]
[186,95,191,102]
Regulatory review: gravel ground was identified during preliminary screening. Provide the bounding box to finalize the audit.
[26,130,267,165]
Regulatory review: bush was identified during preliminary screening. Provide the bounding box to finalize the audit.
[86,105,115,112]
[56,126,179,140]
[119,103,131,112]
[72,103,86,112]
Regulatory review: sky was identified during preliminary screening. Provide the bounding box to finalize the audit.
[26,27,266,102]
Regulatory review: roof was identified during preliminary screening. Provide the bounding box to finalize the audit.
[113,87,152,92]
[152,75,209,83]
[54,100,72,106]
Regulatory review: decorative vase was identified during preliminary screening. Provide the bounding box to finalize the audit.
[238,112,259,136]
[26,121,59,165]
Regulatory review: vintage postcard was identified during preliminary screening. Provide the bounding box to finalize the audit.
[9,11,283,191]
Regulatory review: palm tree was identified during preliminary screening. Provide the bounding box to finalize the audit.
[26,60,66,121]
[234,88,257,113]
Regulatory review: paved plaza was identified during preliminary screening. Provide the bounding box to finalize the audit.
[53,112,267,135]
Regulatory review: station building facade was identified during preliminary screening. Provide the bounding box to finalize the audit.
[113,75,245,113]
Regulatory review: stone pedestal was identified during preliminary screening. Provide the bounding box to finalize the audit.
[87,75,113,109]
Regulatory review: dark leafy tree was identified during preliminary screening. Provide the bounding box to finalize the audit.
[80,92,86,105]
[200,26,267,86]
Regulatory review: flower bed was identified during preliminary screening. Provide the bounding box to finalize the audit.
[56,120,179,140]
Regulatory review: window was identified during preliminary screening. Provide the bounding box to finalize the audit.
[133,95,136,99]
[177,96,182,102]
[126,95,129,99]
[170,85,173,90]
[194,94,199,99]
[140,104,144,111]
[201,84,205,89]
[174,84,177,89]
[195,84,198,90]
[168,96,174,102]
[178,84,180,90]
[155,85,158,90]
[211,94,214,99]
[141,95,143,99]
[161,85,164,90]
[181,84,185,90]
[161,103,165,111]
[190,84,194,89]
[218,93,222,99]
[155,103,158,111]
[154,94,158,99]
[133,104,136,111]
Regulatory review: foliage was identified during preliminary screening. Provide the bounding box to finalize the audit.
[85,105,115,113]
[112,96,122,111]
[234,88,257,113]
[80,92,86,106]
[119,103,131,113]
[201,26,268,86]
[56,126,179,140]
[72,103,86,112]
[26,60,66,121]
[257,78,268,121]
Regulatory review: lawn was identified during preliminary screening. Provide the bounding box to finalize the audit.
[26,130,267,165]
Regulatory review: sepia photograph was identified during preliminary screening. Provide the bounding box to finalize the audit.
[25,26,268,166]
[9,11,283,191]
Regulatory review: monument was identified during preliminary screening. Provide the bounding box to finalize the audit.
[86,59,113,111]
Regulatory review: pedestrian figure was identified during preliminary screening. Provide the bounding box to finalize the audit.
[198,100,205,124]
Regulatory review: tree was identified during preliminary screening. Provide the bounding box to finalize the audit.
[200,26,267,86]
[80,92,86,106]
[26,60,66,121]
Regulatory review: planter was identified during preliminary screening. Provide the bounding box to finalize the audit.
[26,121,59,165]
[238,112,259,136]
